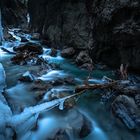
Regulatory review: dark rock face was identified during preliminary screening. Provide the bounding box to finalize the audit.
[76,51,92,66]
[28,0,92,48]
[28,0,140,71]
[0,0,27,27]
[90,0,140,71]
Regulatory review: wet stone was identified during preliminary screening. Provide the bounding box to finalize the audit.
[135,94,140,107]
[13,42,43,55]
[61,47,75,58]
[112,95,140,130]
[76,51,92,66]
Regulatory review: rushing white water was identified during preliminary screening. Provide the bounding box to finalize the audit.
[27,13,30,24]
[1,28,139,140]
[0,8,4,43]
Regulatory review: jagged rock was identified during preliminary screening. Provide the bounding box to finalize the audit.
[61,47,75,58]
[28,0,140,71]
[76,51,92,66]
[50,48,57,57]
[11,42,43,65]
[112,95,140,130]
[13,42,43,55]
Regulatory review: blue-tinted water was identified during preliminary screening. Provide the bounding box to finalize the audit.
[0,30,139,140]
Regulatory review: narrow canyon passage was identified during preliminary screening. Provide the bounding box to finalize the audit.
[0,1,140,140]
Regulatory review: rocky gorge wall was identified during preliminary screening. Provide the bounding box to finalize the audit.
[0,0,27,27]
[1,0,140,72]
[28,0,140,72]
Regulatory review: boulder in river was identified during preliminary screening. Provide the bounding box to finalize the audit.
[13,42,43,55]
[112,95,140,130]
[11,42,44,65]
[61,47,75,58]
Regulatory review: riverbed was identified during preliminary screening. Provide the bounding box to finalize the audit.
[0,29,139,140]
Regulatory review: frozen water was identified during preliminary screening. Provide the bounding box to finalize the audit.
[0,9,4,43]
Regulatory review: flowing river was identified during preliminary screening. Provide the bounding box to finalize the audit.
[0,29,139,140]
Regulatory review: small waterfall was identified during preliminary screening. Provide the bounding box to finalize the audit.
[0,8,4,44]
[27,13,30,24]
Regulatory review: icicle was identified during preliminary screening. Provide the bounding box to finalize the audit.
[8,94,77,128]
[59,100,65,110]
[0,63,6,92]
[0,8,4,44]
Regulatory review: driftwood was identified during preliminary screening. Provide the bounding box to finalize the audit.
[75,81,117,93]
[75,79,139,96]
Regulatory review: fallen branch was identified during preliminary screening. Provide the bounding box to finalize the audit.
[8,91,85,127]
[75,79,139,96]
[75,81,118,93]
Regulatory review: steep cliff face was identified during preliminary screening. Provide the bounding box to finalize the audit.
[28,0,92,49]
[28,0,140,71]
[0,0,27,27]
[90,0,140,70]
[1,0,140,71]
